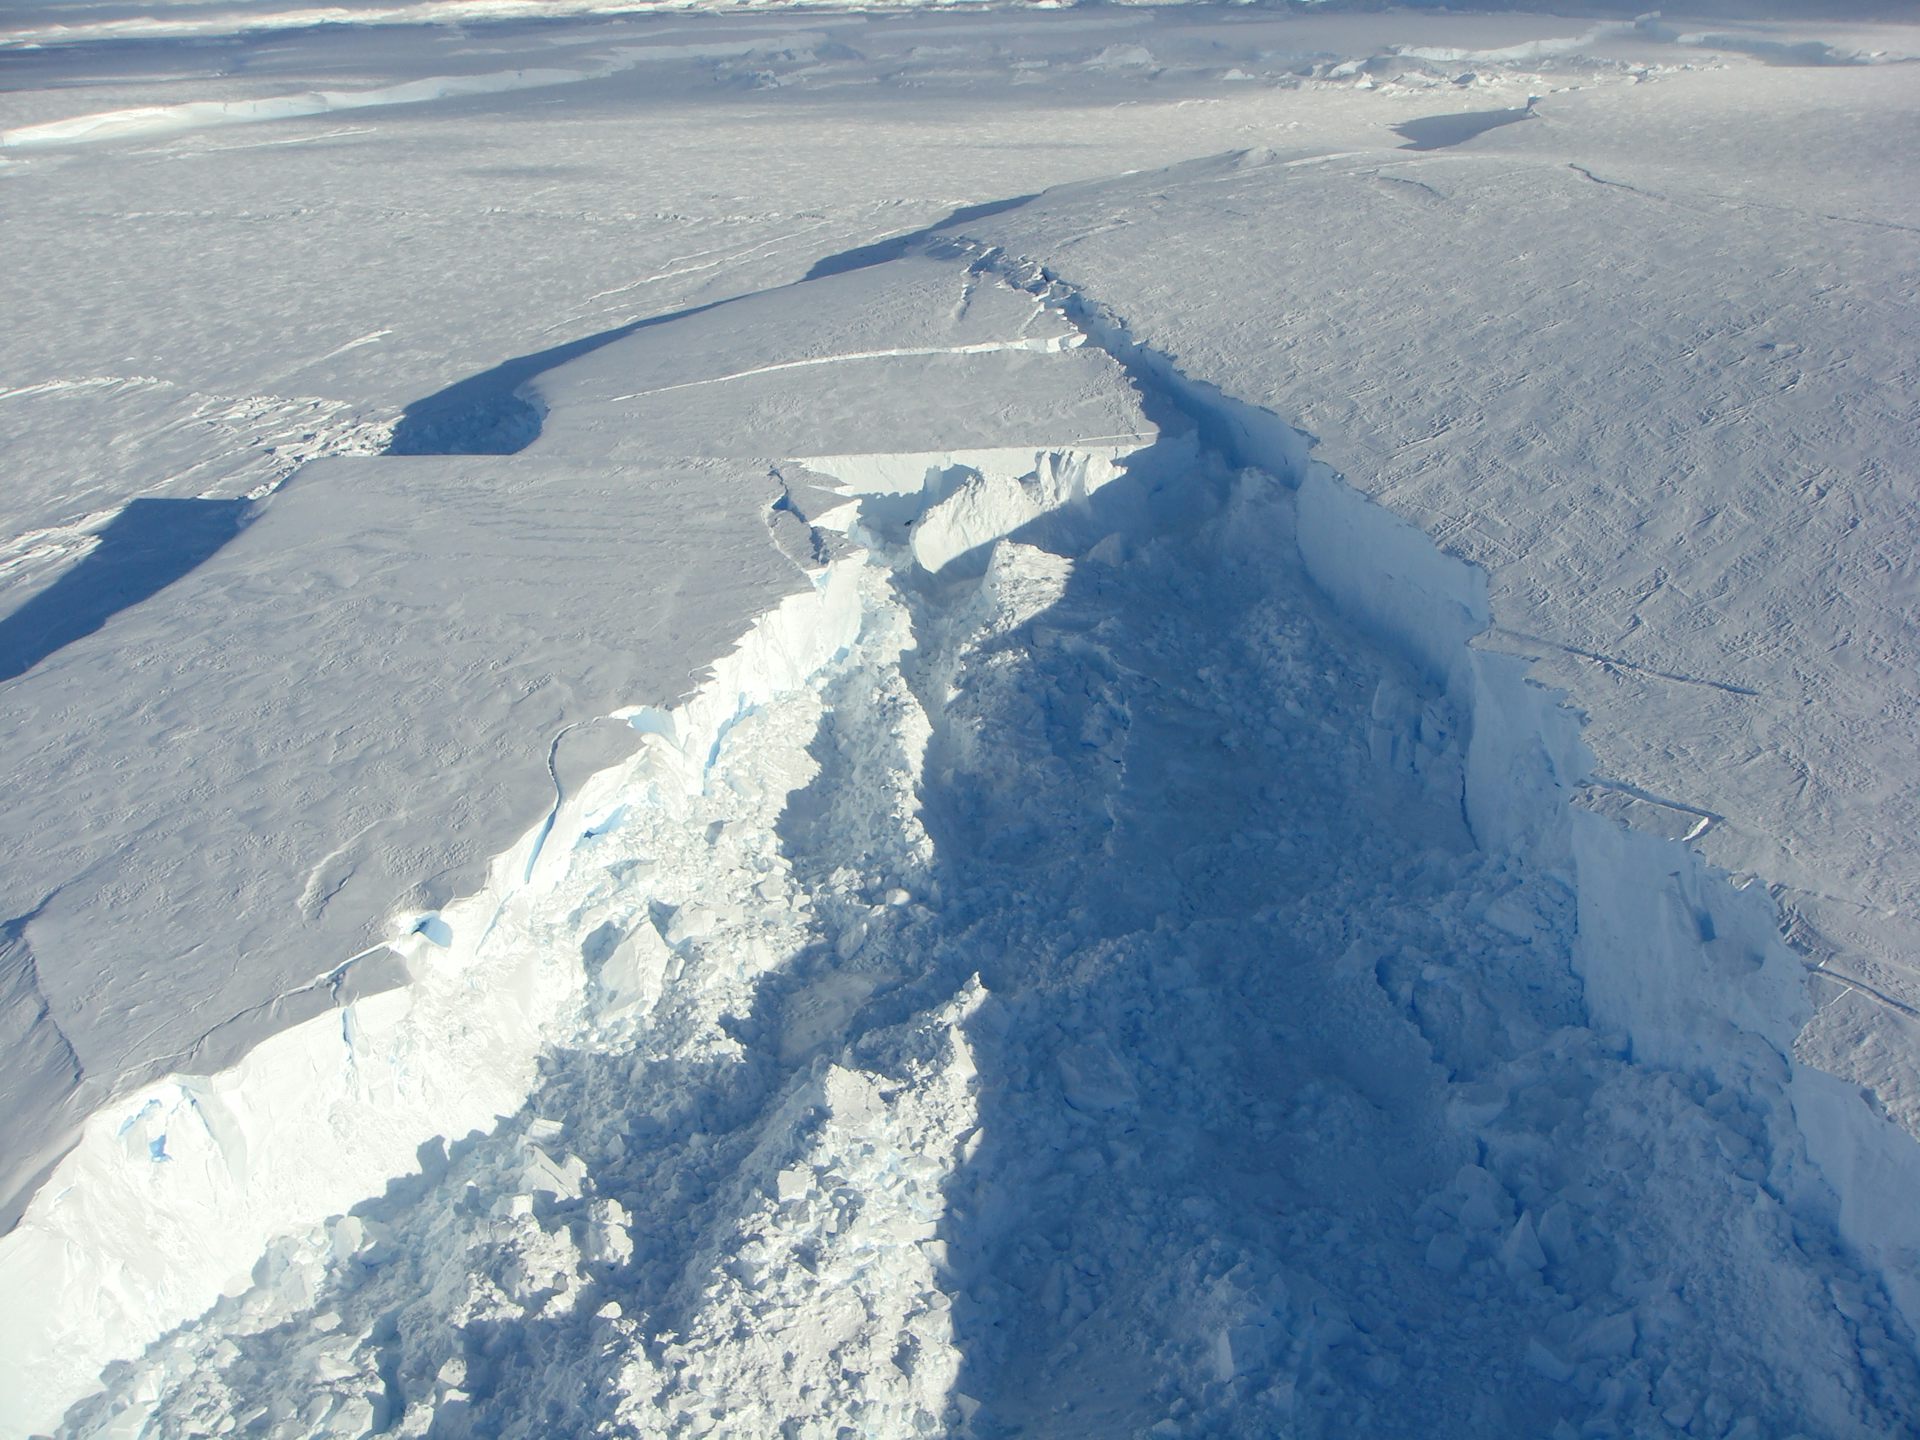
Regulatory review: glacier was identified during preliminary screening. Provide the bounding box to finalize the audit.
[2,4,1918,1435]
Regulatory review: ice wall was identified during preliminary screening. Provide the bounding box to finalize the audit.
[1048,274,1920,1346]
[1295,460,1920,1346]
[0,434,1128,1435]
[0,564,866,1438]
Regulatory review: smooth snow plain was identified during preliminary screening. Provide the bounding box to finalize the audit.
[2,5,1918,1436]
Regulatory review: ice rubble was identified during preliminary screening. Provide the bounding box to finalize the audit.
[0,254,1156,1431]
[19,253,1920,1437]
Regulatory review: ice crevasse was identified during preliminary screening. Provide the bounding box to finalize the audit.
[1025,244,1920,1342]
[3,247,1919,1437]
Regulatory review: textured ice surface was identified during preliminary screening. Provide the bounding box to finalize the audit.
[0,457,807,1225]
[50,407,1920,1438]
[3,5,1919,1433]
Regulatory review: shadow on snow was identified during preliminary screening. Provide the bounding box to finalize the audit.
[0,497,250,685]
[384,193,1035,459]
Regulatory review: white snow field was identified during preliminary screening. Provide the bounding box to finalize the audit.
[1,4,1918,1436]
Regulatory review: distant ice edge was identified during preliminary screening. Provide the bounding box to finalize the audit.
[961,241,1920,1343]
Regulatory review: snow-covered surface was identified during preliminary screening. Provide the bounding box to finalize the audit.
[2,4,1918,1435]
[941,77,1920,1113]
[0,454,811,1211]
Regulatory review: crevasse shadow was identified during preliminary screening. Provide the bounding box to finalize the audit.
[896,460,1503,1436]
[384,193,1035,457]
[0,496,250,685]
[908,471,1920,1434]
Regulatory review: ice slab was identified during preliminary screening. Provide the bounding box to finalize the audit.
[530,254,1130,463]
[0,252,1159,1432]
[0,455,806,1226]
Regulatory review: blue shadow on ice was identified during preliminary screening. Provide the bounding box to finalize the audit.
[384,304,723,457]
[800,193,1036,281]
[0,497,250,685]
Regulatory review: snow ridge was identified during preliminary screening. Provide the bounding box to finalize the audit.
[0,553,868,1436]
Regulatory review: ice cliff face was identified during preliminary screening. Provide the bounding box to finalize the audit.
[984,240,1920,1353]
[10,253,1918,1437]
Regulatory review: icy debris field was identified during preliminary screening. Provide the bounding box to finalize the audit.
[52,388,1920,1439]
[3,3,1920,1436]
